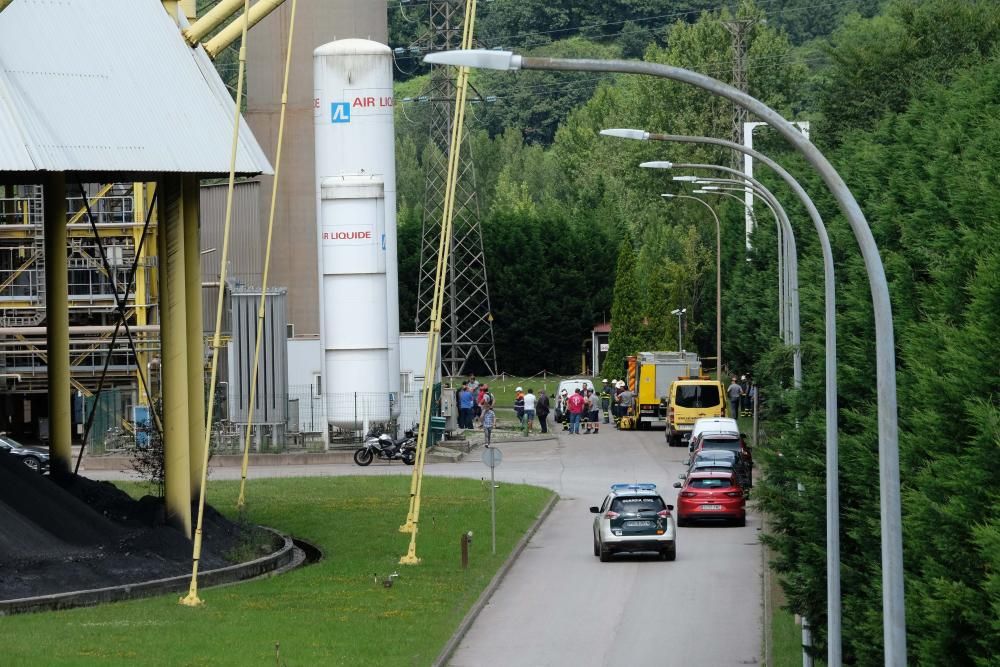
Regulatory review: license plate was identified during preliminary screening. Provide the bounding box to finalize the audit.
[699,504,722,510]
[625,520,653,527]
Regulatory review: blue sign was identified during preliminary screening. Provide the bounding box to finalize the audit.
[331,102,351,123]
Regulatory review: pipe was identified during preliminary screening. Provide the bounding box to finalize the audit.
[182,0,244,46]
[0,325,160,335]
[238,0,298,509]
[183,174,206,501]
[44,173,72,478]
[158,175,192,537]
[203,0,288,59]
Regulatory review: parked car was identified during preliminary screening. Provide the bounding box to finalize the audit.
[685,447,752,490]
[0,434,50,473]
[673,471,746,527]
[689,430,753,468]
[590,483,676,561]
[690,416,739,443]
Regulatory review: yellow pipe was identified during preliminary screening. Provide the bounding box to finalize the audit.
[183,174,206,500]
[237,0,298,509]
[181,0,251,608]
[400,0,478,565]
[203,0,287,59]
[159,175,192,537]
[182,0,244,46]
[43,173,72,478]
[133,182,150,407]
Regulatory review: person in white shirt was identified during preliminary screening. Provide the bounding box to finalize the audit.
[522,388,537,435]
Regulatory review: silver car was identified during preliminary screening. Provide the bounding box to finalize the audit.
[590,483,677,562]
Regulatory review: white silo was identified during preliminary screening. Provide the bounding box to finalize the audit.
[313,39,400,428]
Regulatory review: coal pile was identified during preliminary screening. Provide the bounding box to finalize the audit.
[0,456,264,601]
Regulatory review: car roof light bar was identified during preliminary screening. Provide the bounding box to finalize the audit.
[611,483,657,492]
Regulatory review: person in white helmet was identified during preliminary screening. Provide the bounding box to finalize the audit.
[600,379,613,424]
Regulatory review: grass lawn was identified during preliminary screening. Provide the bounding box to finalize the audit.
[771,606,809,666]
[1,476,554,666]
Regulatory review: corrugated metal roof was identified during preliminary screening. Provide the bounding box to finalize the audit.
[0,0,272,176]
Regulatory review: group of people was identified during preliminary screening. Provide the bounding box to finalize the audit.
[726,374,757,419]
[513,386,550,435]
[455,375,494,430]
[558,386,600,434]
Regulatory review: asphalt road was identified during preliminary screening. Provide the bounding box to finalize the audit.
[87,424,763,666]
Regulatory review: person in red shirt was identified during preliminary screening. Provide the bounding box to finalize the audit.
[567,388,586,435]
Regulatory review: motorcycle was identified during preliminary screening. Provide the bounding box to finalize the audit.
[353,430,417,466]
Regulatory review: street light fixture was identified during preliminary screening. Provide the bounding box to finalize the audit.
[427,50,901,667]
[644,161,801,388]
[660,194,722,382]
[670,308,686,351]
[602,128,841,666]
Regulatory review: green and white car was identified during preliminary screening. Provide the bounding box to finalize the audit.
[590,483,676,562]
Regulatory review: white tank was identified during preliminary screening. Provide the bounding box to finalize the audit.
[313,39,400,427]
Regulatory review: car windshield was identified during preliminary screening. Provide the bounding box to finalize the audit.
[689,477,734,489]
[611,496,665,514]
[701,438,740,451]
[674,385,721,408]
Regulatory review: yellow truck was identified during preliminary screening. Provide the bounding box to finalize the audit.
[626,352,701,430]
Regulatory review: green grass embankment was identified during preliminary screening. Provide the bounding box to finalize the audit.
[1,476,554,666]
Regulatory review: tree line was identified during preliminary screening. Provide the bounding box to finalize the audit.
[394,0,1000,662]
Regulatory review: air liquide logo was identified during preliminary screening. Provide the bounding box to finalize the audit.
[331,102,351,123]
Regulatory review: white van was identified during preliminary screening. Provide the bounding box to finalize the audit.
[557,378,594,399]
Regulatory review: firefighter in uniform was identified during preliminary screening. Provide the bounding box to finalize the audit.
[600,379,612,424]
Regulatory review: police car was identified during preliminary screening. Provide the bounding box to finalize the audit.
[590,483,676,562]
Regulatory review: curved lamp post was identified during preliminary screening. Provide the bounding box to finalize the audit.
[643,162,802,390]
[424,49,901,666]
[604,128,840,665]
[661,194,722,381]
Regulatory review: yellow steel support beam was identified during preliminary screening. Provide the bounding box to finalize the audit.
[203,0,287,59]
[133,182,150,406]
[158,175,192,537]
[400,0,479,565]
[182,0,244,46]
[43,173,72,477]
[66,183,114,227]
[0,251,39,294]
[183,174,206,500]
[182,0,250,607]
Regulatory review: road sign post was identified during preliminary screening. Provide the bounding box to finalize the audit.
[482,446,502,554]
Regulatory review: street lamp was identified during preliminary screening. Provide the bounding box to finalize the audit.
[425,50,901,666]
[661,193,722,382]
[602,128,840,665]
[670,307,686,351]
[644,161,802,390]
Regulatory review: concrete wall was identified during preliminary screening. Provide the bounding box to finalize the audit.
[246,0,388,337]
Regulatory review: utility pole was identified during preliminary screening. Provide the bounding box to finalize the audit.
[722,19,753,170]
[413,0,497,378]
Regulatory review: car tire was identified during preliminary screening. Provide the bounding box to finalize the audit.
[22,455,41,472]
[677,516,688,527]
[661,546,676,561]
[599,542,612,562]
[593,536,600,557]
[736,516,746,528]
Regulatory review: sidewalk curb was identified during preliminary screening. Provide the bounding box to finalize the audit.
[432,492,560,667]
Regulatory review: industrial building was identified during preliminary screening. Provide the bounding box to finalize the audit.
[0,0,428,461]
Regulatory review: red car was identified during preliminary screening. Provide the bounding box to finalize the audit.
[673,471,746,527]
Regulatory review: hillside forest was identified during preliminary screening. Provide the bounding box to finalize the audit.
[391,0,1000,664]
